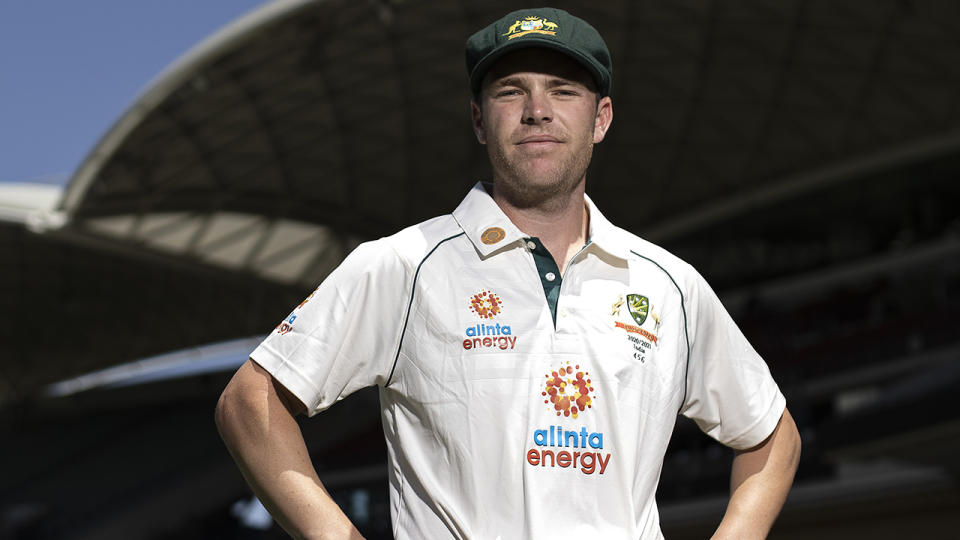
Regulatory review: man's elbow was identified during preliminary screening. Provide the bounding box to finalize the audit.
[215,382,244,445]
[215,360,304,445]
[779,408,802,477]
[214,365,263,446]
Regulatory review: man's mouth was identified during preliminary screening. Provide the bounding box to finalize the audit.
[516,135,562,147]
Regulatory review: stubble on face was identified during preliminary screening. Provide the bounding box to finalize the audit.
[477,50,601,212]
[486,119,594,210]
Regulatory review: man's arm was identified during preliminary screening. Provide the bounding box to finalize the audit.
[215,359,364,540]
[712,408,802,540]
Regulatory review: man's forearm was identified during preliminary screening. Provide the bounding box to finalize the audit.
[712,408,802,540]
[215,359,363,540]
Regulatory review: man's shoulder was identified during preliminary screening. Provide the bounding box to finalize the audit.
[606,223,699,285]
[380,213,463,264]
[334,214,460,283]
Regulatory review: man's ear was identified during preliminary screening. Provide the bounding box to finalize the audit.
[471,100,487,145]
[593,96,613,144]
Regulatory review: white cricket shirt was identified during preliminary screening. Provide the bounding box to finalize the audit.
[251,182,786,539]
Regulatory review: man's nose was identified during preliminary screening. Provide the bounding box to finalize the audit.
[522,91,553,124]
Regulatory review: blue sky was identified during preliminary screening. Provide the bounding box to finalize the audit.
[0,0,267,185]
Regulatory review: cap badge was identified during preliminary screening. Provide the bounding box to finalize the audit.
[481,226,506,245]
[503,16,558,40]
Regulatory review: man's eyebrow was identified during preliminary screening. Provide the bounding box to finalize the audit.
[492,76,586,88]
[546,76,587,88]
[493,76,523,88]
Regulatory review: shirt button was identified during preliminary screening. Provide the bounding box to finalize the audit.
[526,241,537,250]
[558,308,569,318]
[545,272,556,282]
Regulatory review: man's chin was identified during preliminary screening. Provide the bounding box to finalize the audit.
[511,160,566,184]
[495,173,577,207]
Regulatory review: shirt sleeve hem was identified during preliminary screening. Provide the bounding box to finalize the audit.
[726,391,787,450]
[250,343,325,417]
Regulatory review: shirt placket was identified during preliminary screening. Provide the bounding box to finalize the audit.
[524,237,562,327]
[525,237,592,335]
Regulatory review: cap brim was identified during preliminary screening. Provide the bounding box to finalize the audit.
[469,37,609,97]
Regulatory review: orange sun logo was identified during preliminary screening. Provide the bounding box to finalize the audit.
[469,290,503,319]
[542,363,595,418]
[297,290,316,310]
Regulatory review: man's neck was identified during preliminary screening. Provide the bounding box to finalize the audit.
[491,181,589,276]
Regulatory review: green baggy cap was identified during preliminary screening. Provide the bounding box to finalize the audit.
[465,7,612,97]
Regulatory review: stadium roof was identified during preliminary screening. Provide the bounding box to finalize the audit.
[6,0,960,394]
[4,2,960,537]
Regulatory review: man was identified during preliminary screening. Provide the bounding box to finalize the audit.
[216,7,801,539]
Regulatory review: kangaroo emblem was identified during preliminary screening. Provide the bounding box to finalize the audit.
[611,295,625,316]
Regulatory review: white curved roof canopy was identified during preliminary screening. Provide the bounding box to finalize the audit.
[54,0,960,290]
[4,4,960,532]
[6,0,960,394]
[0,182,63,227]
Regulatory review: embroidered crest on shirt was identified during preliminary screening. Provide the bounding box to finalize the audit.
[612,293,661,361]
[626,294,649,325]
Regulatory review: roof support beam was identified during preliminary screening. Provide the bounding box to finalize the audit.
[643,129,960,242]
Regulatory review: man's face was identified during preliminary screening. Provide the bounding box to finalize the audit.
[472,48,612,207]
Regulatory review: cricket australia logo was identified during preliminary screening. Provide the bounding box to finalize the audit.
[612,293,660,362]
[627,294,649,326]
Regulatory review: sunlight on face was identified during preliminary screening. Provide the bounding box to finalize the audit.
[472,49,611,209]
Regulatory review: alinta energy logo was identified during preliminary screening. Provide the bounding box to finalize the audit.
[469,290,502,319]
[275,289,316,335]
[526,361,611,475]
[542,362,594,418]
[462,290,517,350]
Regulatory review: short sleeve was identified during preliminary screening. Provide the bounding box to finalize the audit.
[250,239,411,416]
[680,270,786,449]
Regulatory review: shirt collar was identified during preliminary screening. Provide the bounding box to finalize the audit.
[452,182,527,256]
[584,192,631,260]
[452,181,630,260]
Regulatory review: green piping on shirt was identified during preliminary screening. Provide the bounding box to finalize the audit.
[387,232,466,387]
[630,250,691,412]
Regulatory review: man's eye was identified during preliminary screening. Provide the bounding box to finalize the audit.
[497,89,521,97]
